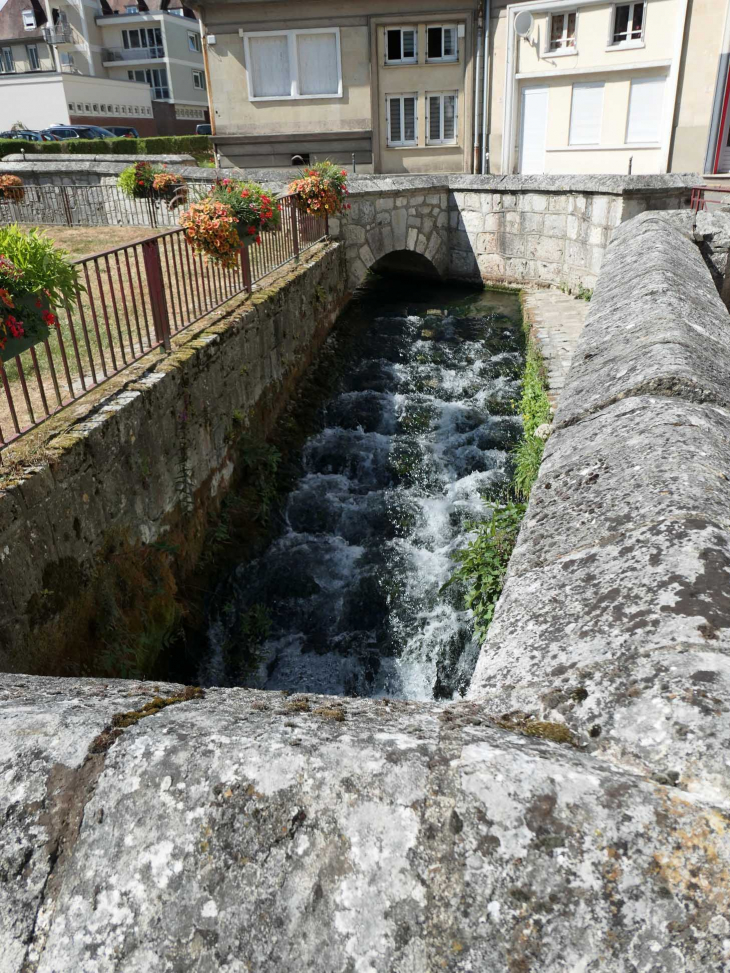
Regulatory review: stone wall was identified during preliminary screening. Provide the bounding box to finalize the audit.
[0,243,348,671]
[468,212,730,808]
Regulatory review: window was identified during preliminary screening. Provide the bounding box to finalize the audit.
[626,76,664,143]
[147,66,169,98]
[188,31,201,52]
[569,82,604,144]
[612,2,645,45]
[22,9,36,29]
[387,93,417,146]
[427,26,457,62]
[26,45,39,70]
[0,48,15,73]
[68,102,74,111]
[100,103,106,113]
[243,28,342,100]
[192,68,205,89]
[60,51,74,67]
[122,27,163,55]
[84,103,91,112]
[427,92,457,144]
[126,4,138,12]
[548,12,576,52]
[385,27,417,64]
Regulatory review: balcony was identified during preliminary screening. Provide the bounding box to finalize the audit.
[102,46,165,62]
[42,24,73,45]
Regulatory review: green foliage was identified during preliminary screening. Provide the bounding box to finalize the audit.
[0,224,82,304]
[0,134,212,159]
[511,332,551,500]
[512,434,545,500]
[442,501,526,642]
[559,281,593,301]
[240,439,281,524]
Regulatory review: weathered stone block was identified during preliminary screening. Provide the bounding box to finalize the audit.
[543,213,567,237]
[375,197,394,212]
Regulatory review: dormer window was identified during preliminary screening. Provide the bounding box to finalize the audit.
[548,11,576,52]
[612,2,645,46]
[22,9,36,29]
[385,27,417,65]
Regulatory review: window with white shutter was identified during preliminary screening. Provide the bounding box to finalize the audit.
[426,92,457,145]
[569,82,604,145]
[625,77,664,143]
[387,94,417,146]
[244,28,342,101]
[426,26,457,62]
[385,28,417,64]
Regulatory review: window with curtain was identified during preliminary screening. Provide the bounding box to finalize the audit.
[612,3,645,45]
[387,94,417,146]
[626,76,664,143]
[427,26,457,62]
[549,12,576,51]
[427,92,457,144]
[245,29,341,100]
[569,82,604,144]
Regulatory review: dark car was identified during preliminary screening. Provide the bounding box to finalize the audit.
[44,125,117,140]
[196,123,211,136]
[106,126,139,138]
[0,130,59,141]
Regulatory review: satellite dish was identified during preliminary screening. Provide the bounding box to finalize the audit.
[514,10,534,37]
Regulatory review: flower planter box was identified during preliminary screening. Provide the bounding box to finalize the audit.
[1,293,52,361]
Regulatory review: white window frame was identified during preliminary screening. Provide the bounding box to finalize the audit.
[26,44,40,71]
[188,30,201,53]
[547,10,577,55]
[426,91,458,145]
[386,93,418,147]
[242,27,342,102]
[192,68,205,90]
[22,9,36,30]
[384,26,417,65]
[609,2,646,49]
[0,48,15,73]
[425,25,458,63]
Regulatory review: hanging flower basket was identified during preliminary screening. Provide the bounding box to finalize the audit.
[0,228,81,364]
[288,161,350,218]
[0,174,24,203]
[152,171,188,210]
[118,162,187,210]
[178,178,281,266]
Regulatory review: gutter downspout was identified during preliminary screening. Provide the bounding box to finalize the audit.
[481,0,490,172]
[706,0,730,174]
[659,0,689,174]
[473,2,483,173]
[196,6,216,136]
[501,6,515,174]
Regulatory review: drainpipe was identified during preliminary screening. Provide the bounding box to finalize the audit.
[473,2,483,173]
[659,0,689,174]
[501,6,516,174]
[481,0,490,172]
[706,0,730,174]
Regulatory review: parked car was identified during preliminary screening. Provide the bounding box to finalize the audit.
[106,126,139,138]
[43,125,117,140]
[0,130,59,141]
[196,123,211,136]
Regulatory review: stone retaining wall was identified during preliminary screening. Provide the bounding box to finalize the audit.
[0,244,347,671]
[468,212,730,808]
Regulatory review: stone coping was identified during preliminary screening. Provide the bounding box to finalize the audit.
[1,160,700,197]
[1,153,197,165]
[468,211,730,807]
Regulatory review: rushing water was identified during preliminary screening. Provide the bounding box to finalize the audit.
[202,277,524,700]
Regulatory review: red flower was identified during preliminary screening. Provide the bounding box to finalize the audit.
[42,310,58,328]
[247,225,256,235]
[255,236,261,244]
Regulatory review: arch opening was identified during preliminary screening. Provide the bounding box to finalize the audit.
[370,249,441,281]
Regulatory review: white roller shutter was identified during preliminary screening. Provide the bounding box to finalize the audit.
[569,82,604,146]
[297,32,338,96]
[626,77,665,144]
[248,35,291,98]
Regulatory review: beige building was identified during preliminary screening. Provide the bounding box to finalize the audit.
[197,0,730,178]
[0,0,209,135]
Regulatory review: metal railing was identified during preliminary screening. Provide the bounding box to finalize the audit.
[42,24,73,44]
[0,183,213,229]
[690,185,730,212]
[103,46,165,61]
[0,194,327,449]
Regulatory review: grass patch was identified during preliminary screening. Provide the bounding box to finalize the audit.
[512,335,551,500]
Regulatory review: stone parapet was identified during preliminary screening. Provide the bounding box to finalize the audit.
[468,213,730,807]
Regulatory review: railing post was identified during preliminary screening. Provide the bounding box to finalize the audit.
[240,243,252,295]
[290,198,300,262]
[142,238,172,351]
[61,185,73,226]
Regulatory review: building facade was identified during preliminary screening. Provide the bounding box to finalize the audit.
[0,0,210,135]
[198,0,730,178]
